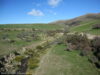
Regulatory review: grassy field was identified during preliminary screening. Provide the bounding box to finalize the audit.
[34,44,99,75]
[0,30,41,57]
[0,23,99,74]
[0,24,63,30]
[0,23,63,57]
[70,20,100,35]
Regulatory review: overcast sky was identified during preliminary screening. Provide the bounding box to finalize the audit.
[0,0,100,24]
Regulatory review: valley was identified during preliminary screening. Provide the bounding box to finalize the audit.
[0,13,100,75]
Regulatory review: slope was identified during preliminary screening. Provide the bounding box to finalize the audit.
[70,20,100,35]
[51,13,100,26]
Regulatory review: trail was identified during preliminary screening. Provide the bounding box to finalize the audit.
[16,33,63,74]
[68,32,100,39]
[86,33,100,39]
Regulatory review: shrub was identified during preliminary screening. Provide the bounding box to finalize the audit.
[24,49,34,56]
[46,30,56,36]
[14,56,24,62]
[36,45,43,50]
[13,51,20,56]
[28,58,39,69]
[92,24,100,29]
[88,56,98,63]
[25,39,31,42]
[90,37,100,69]
[9,39,15,43]
[65,33,91,52]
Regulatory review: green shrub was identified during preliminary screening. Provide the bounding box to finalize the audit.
[24,49,35,56]
[65,33,91,52]
[14,56,24,62]
[36,45,43,50]
[92,24,100,29]
[28,58,39,69]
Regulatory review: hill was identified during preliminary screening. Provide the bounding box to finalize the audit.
[0,13,100,74]
[51,13,100,26]
[70,20,100,35]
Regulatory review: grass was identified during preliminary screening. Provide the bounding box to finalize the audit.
[0,22,99,74]
[0,30,41,57]
[0,23,63,57]
[0,24,63,30]
[34,44,99,75]
[70,20,100,35]
[88,29,100,35]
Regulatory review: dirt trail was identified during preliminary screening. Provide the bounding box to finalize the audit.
[86,33,100,39]
[23,33,63,49]
[68,32,100,39]
[33,47,53,75]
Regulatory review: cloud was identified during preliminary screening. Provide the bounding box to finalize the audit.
[28,9,44,16]
[48,0,63,7]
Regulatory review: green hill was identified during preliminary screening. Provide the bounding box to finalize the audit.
[51,13,100,26]
[0,13,100,74]
[70,20,100,35]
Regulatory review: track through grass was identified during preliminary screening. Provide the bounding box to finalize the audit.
[34,44,99,75]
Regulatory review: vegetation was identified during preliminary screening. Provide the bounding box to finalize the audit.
[70,20,100,35]
[34,44,99,75]
[65,33,91,52]
[92,24,100,29]
[0,29,41,56]
[90,37,100,68]
[0,14,100,74]
[0,24,63,30]
[14,56,25,62]
[28,58,39,69]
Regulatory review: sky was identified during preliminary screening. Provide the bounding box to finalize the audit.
[0,0,100,24]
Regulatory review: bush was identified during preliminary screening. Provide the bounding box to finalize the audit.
[90,37,100,69]
[14,56,24,62]
[9,39,15,43]
[80,50,89,56]
[92,24,100,29]
[24,49,34,56]
[88,56,98,63]
[13,51,20,56]
[46,30,56,36]
[36,45,43,50]
[28,58,39,69]
[65,33,91,52]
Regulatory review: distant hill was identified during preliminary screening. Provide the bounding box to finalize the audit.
[50,13,100,26]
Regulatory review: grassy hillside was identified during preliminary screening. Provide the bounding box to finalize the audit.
[0,14,99,74]
[34,44,99,75]
[51,13,100,26]
[70,20,100,35]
